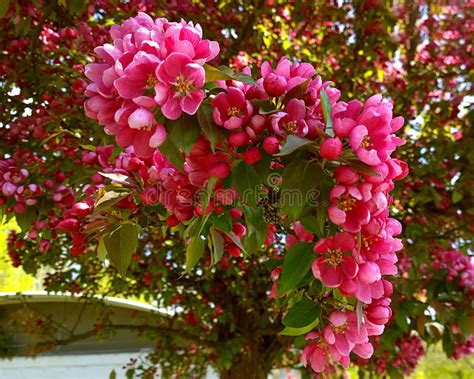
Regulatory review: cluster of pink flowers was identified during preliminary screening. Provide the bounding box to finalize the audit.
[452,334,474,360]
[431,247,474,294]
[58,143,248,260]
[301,96,407,374]
[84,13,219,157]
[81,14,409,375]
[357,334,425,376]
[211,58,340,164]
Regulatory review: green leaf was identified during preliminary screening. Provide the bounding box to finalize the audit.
[283,298,321,328]
[279,159,323,220]
[283,78,311,104]
[204,64,257,85]
[275,135,316,156]
[299,214,319,234]
[228,232,248,255]
[0,0,9,19]
[346,160,380,177]
[109,369,117,379]
[103,223,138,276]
[97,239,107,262]
[166,114,201,154]
[204,64,234,82]
[68,0,86,14]
[280,318,319,336]
[452,191,463,204]
[315,177,332,238]
[201,176,218,212]
[158,136,184,170]
[320,88,333,136]
[213,212,233,233]
[232,162,261,207]
[15,206,38,232]
[185,236,205,272]
[210,228,224,266]
[94,191,130,213]
[197,103,222,152]
[276,242,315,296]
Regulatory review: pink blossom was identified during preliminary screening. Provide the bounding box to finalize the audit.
[328,184,371,232]
[270,99,308,137]
[212,87,253,130]
[320,137,342,160]
[261,57,315,94]
[312,232,358,288]
[155,52,205,119]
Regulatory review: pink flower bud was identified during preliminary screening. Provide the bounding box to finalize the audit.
[14,202,26,213]
[44,179,55,189]
[56,218,80,233]
[230,208,243,219]
[263,73,287,97]
[2,182,16,196]
[243,147,263,165]
[358,261,381,284]
[209,162,230,179]
[82,151,97,165]
[189,136,211,157]
[228,131,249,147]
[262,136,280,154]
[335,166,359,185]
[320,137,342,160]
[167,215,180,227]
[366,304,392,325]
[39,239,52,253]
[249,114,266,133]
[232,222,247,237]
[72,202,92,217]
[227,244,241,258]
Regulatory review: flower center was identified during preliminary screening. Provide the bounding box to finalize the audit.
[334,323,347,334]
[337,193,356,211]
[286,120,297,133]
[360,135,371,148]
[227,107,240,117]
[327,249,343,266]
[146,74,157,88]
[362,236,378,251]
[175,76,193,97]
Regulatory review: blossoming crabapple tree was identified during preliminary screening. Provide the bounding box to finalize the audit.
[0,1,472,378]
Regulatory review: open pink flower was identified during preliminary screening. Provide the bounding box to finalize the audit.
[302,332,350,373]
[161,20,219,64]
[348,96,405,166]
[312,232,358,288]
[114,52,160,102]
[328,184,371,232]
[154,52,205,120]
[261,57,315,94]
[212,87,254,130]
[323,311,370,357]
[270,98,308,137]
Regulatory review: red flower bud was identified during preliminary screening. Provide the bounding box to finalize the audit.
[209,162,230,179]
[262,136,280,154]
[56,218,80,232]
[320,137,342,160]
[263,73,287,97]
[243,147,263,165]
[228,131,249,147]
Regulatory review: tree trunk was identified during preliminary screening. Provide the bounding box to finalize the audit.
[219,337,279,379]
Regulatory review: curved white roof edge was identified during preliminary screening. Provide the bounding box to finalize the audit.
[0,291,161,313]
